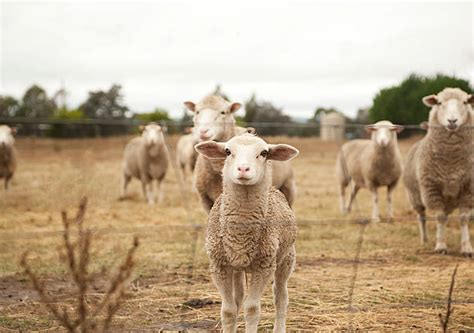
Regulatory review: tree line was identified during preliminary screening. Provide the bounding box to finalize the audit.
[0,73,471,138]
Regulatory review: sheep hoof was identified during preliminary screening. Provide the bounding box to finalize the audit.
[461,244,473,258]
[434,245,448,255]
[462,251,473,258]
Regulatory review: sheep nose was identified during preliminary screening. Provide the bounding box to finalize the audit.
[237,165,250,172]
[448,119,458,125]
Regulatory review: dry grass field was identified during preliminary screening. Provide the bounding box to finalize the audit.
[0,135,473,331]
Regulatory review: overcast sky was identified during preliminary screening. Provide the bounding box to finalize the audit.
[0,1,472,119]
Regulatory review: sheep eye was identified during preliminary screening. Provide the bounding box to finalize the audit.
[260,150,268,158]
[221,111,226,115]
[196,111,200,115]
[225,148,231,156]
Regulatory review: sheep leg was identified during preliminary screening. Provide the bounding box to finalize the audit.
[339,183,347,214]
[459,208,473,258]
[141,177,155,205]
[244,269,273,333]
[370,188,381,222]
[346,183,360,213]
[233,271,245,313]
[417,211,428,244]
[386,184,396,222]
[156,179,165,203]
[434,212,448,254]
[212,267,237,333]
[120,174,131,199]
[273,247,295,333]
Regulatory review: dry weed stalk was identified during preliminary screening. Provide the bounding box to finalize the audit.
[20,197,139,332]
[438,264,458,333]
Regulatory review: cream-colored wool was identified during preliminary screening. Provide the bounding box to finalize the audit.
[186,95,296,212]
[176,132,198,181]
[196,134,298,333]
[0,125,17,190]
[336,120,403,222]
[121,123,169,204]
[403,88,473,256]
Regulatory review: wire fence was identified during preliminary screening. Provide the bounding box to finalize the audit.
[1,119,473,330]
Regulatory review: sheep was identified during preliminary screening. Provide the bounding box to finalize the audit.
[184,95,297,212]
[0,125,17,190]
[176,128,198,181]
[195,133,299,333]
[120,123,169,204]
[336,120,404,222]
[403,88,473,257]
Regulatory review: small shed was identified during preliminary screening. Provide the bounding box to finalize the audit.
[320,112,346,141]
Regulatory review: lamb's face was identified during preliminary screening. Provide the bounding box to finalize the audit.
[423,88,473,132]
[0,125,16,147]
[195,134,299,186]
[365,121,403,147]
[184,100,241,142]
[140,123,164,146]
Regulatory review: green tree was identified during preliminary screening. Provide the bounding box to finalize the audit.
[18,84,57,118]
[308,107,339,123]
[0,95,20,117]
[79,84,128,119]
[242,94,291,135]
[369,73,473,125]
[134,107,171,122]
[212,84,230,101]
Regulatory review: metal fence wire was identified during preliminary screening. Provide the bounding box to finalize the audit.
[1,118,473,330]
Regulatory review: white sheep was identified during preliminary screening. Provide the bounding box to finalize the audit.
[403,88,473,256]
[195,134,299,333]
[184,95,297,212]
[0,125,17,190]
[120,123,169,204]
[336,121,404,222]
[176,128,198,181]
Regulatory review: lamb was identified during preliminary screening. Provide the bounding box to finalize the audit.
[0,125,17,190]
[176,128,198,181]
[336,121,404,222]
[195,134,299,333]
[120,123,169,204]
[184,95,297,212]
[403,88,473,256]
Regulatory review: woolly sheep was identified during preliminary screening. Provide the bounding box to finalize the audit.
[176,128,198,181]
[336,121,404,222]
[0,125,17,190]
[184,95,297,212]
[120,123,169,204]
[403,88,473,256]
[195,134,299,333]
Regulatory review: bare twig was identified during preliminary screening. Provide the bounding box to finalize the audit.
[439,264,458,333]
[20,198,139,333]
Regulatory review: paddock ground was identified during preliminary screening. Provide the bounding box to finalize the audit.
[0,135,473,331]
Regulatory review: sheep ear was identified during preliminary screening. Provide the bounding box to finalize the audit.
[268,144,299,161]
[246,127,256,134]
[10,127,17,135]
[184,101,196,112]
[195,141,227,159]
[422,94,438,107]
[365,125,377,133]
[390,125,404,133]
[467,94,474,105]
[229,102,242,113]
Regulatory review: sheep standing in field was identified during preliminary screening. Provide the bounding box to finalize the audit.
[336,121,404,222]
[184,95,297,212]
[0,125,17,190]
[195,134,299,333]
[120,123,169,204]
[176,128,198,181]
[403,88,473,256]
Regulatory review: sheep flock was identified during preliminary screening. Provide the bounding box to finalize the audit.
[2,87,473,332]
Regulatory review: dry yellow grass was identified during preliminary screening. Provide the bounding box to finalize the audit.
[0,135,473,331]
